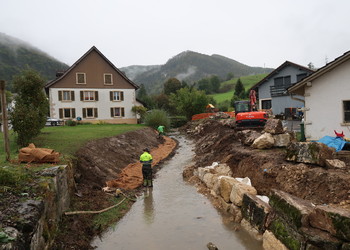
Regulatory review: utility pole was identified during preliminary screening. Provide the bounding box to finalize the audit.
[0,80,11,161]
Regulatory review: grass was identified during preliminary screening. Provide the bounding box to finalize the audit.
[210,73,268,104]
[0,124,146,163]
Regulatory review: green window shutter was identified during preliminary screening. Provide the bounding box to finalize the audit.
[59,109,63,118]
[58,91,62,101]
[110,91,113,101]
[95,91,99,101]
[71,91,75,101]
[121,107,125,117]
[121,92,124,101]
[80,91,83,101]
[72,109,76,118]
[94,108,98,118]
[83,108,86,118]
[110,107,114,117]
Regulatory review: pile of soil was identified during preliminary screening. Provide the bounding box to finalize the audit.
[184,119,350,206]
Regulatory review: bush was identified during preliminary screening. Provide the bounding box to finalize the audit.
[169,116,188,128]
[65,120,77,126]
[144,109,170,130]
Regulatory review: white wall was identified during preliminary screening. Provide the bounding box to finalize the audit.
[49,88,137,122]
[305,59,350,140]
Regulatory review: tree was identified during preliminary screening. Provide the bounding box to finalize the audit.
[209,75,221,93]
[197,78,211,93]
[307,62,315,70]
[226,72,234,81]
[169,88,210,120]
[10,68,49,146]
[234,78,245,98]
[137,84,148,101]
[163,78,182,95]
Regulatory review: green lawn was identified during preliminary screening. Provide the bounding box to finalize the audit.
[211,73,268,104]
[0,124,146,163]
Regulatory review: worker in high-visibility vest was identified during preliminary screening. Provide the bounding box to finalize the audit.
[140,148,153,187]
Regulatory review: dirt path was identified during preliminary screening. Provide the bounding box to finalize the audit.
[106,136,177,189]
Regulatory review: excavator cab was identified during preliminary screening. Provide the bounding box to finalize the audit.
[234,100,268,127]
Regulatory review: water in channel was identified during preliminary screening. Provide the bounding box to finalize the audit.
[92,135,263,250]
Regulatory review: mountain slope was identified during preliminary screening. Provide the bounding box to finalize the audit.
[121,51,273,94]
[0,33,69,90]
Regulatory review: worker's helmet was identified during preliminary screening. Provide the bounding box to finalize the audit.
[143,147,150,152]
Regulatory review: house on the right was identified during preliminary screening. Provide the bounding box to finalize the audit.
[251,61,314,117]
[288,50,350,140]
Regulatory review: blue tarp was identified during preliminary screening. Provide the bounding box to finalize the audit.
[317,136,346,152]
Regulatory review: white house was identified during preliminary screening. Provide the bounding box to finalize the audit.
[288,50,350,140]
[45,46,141,124]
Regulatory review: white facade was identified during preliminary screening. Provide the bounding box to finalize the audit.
[49,88,138,123]
[304,59,350,140]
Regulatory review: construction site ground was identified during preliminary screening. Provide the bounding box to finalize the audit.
[5,120,350,249]
[56,120,350,248]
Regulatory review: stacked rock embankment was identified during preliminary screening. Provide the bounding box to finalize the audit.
[184,118,350,249]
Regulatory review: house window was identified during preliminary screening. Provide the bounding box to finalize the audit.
[58,91,75,101]
[104,74,113,85]
[76,73,86,84]
[261,99,272,110]
[297,73,307,82]
[110,107,125,117]
[80,91,99,101]
[274,76,291,87]
[110,91,124,101]
[344,101,350,123]
[83,108,98,118]
[59,108,76,119]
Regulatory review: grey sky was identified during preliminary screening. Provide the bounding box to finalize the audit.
[1,0,350,69]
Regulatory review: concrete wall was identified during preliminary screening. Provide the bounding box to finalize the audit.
[304,59,350,140]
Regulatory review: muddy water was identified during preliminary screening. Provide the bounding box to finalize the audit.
[92,135,263,250]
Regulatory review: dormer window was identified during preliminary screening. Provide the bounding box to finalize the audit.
[104,74,113,85]
[76,73,86,84]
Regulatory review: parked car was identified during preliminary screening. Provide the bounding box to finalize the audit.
[46,117,63,126]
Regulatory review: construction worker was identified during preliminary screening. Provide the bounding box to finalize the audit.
[157,125,165,138]
[140,148,153,187]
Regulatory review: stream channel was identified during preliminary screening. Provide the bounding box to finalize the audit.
[92,135,263,250]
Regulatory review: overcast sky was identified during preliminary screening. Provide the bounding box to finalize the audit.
[1,0,350,69]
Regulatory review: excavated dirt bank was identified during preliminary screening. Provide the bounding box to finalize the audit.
[53,128,177,249]
[184,119,350,206]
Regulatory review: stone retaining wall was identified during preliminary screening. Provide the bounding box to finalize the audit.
[194,162,350,250]
[1,164,75,250]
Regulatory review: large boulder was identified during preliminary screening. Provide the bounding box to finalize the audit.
[264,118,284,134]
[286,142,334,167]
[241,193,271,233]
[251,133,275,149]
[269,189,314,230]
[262,230,288,250]
[309,205,350,241]
[273,133,291,147]
[219,176,237,202]
[230,180,257,206]
[237,130,262,146]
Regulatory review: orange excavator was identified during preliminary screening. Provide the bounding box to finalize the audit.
[234,90,268,127]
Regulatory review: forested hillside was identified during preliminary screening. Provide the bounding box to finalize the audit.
[121,51,273,94]
[0,33,69,90]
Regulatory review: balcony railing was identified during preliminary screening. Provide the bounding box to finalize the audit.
[270,84,292,97]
